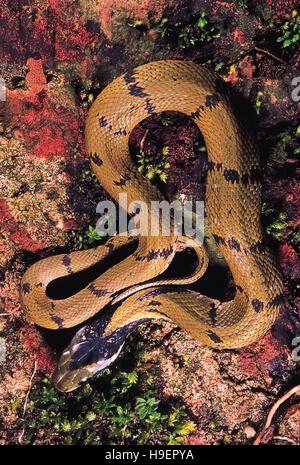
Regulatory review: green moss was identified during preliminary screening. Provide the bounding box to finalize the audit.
[261,203,288,240]
[276,10,300,49]
[255,91,264,115]
[154,11,220,52]
[267,126,299,165]
[136,145,170,184]
[68,224,103,250]
[12,341,195,445]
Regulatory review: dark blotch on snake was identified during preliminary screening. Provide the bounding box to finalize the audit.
[207,330,222,344]
[113,174,131,187]
[99,116,108,127]
[22,282,32,294]
[88,284,109,297]
[205,94,220,109]
[212,234,226,246]
[105,243,115,253]
[124,69,136,85]
[241,173,249,186]
[148,300,162,306]
[145,98,156,114]
[51,314,64,329]
[191,105,204,119]
[207,161,215,171]
[228,238,241,251]
[249,241,266,254]
[269,294,284,308]
[251,299,264,313]
[62,255,72,274]
[90,152,103,167]
[114,129,127,136]
[223,169,240,184]
[128,83,149,98]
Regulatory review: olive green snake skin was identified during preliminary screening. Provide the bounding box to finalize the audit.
[20,60,283,392]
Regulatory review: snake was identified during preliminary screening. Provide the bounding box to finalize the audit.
[20,60,284,392]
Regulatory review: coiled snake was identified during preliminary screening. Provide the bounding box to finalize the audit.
[20,61,283,392]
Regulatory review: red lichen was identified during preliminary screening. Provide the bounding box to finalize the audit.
[6,58,83,160]
[6,58,46,101]
[0,199,45,253]
[279,243,299,282]
[234,29,245,46]
[238,332,289,380]
[20,326,56,375]
[0,272,22,320]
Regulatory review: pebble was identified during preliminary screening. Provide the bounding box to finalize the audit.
[243,425,256,439]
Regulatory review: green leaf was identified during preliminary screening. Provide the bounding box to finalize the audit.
[116,406,123,415]
[215,62,225,71]
[160,172,168,183]
[127,371,138,384]
[176,421,196,435]
[86,411,97,421]
[198,18,207,29]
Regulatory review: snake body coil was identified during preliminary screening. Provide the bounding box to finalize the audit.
[20,61,283,391]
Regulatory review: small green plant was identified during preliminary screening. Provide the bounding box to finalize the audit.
[87,225,102,244]
[238,1,248,9]
[267,126,299,164]
[208,421,216,429]
[261,203,288,239]
[12,340,196,445]
[255,91,264,115]
[154,12,219,51]
[128,19,145,28]
[161,115,171,126]
[69,225,103,250]
[214,62,225,72]
[179,14,219,50]
[194,141,207,153]
[136,146,170,183]
[276,10,299,48]
[79,168,97,186]
[136,390,160,419]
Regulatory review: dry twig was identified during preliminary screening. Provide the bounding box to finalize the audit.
[254,46,284,63]
[253,384,300,445]
[18,359,37,444]
[140,129,149,153]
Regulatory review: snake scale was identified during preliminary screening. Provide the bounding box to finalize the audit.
[20,60,284,392]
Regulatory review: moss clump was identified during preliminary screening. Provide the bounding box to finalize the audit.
[154,11,220,52]
[261,203,288,240]
[276,10,300,49]
[137,145,170,183]
[267,126,299,165]
[12,341,196,445]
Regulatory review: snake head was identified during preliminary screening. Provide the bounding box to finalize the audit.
[52,308,149,392]
[52,334,124,392]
